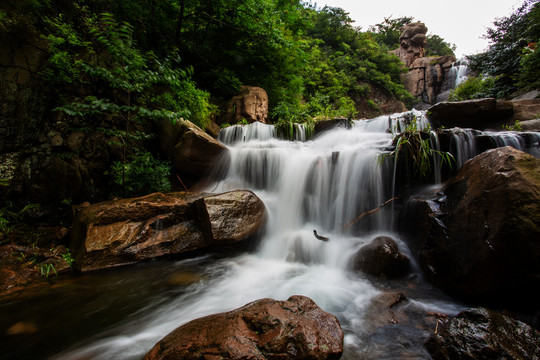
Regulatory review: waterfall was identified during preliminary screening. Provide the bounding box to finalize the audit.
[448,58,469,89]
[58,110,540,360]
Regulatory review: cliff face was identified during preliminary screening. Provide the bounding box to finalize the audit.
[393,22,456,109]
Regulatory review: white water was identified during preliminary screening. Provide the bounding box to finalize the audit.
[448,59,469,89]
[53,110,468,360]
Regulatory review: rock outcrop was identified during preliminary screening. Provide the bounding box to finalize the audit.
[392,22,456,108]
[392,22,428,67]
[427,98,514,130]
[511,98,540,122]
[425,308,540,360]
[401,55,455,106]
[400,147,540,307]
[157,118,229,178]
[352,236,410,278]
[70,191,266,272]
[222,86,269,125]
[143,295,343,360]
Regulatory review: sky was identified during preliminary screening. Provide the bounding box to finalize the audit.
[318,0,525,58]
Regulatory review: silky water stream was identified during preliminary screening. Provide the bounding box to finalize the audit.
[10,110,534,359]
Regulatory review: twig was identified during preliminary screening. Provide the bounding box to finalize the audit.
[176,174,189,192]
[342,197,398,230]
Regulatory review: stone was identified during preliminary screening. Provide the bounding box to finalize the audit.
[70,190,266,272]
[157,118,229,178]
[401,56,455,106]
[223,86,269,125]
[392,22,428,67]
[314,118,351,135]
[425,307,540,360]
[427,98,514,129]
[143,295,343,360]
[520,119,540,131]
[66,131,85,151]
[352,236,410,278]
[511,98,540,122]
[400,147,540,306]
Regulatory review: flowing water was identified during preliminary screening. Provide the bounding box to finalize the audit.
[2,110,539,360]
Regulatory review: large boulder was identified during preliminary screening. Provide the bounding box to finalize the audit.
[427,98,514,130]
[157,118,229,178]
[352,236,410,279]
[70,190,266,272]
[425,307,540,360]
[143,295,343,360]
[400,147,540,306]
[222,85,269,125]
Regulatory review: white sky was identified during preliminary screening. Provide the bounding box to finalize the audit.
[317,0,525,58]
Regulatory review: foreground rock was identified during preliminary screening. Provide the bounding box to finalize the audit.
[143,295,343,360]
[157,119,229,178]
[425,307,540,360]
[70,191,266,272]
[427,98,514,130]
[401,147,540,306]
[353,236,410,279]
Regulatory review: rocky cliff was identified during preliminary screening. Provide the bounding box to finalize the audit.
[393,22,456,109]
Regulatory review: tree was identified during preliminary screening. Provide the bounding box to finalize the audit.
[369,16,413,50]
[468,0,540,97]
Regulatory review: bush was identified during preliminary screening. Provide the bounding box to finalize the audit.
[111,152,171,197]
[448,75,496,101]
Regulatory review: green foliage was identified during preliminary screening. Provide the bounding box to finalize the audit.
[110,151,171,197]
[468,0,540,97]
[448,75,496,101]
[386,119,454,181]
[425,34,456,57]
[40,263,57,278]
[502,120,524,131]
[369,16,413,50]
[0,203,40,242]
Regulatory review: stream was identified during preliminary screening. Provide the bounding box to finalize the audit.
[3,110,539,359]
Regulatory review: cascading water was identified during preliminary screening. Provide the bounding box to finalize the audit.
[41,110,467,360]
[447,58,469,89]
[4,109,539,360]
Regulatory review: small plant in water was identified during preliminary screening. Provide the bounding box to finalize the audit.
[40,263,57,278]
[385,117,454,181]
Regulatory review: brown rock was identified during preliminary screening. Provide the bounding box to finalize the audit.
[401,147,540,303]
[143,295,343,360]
[223,86,269,125]
[511,98,540,122]
[70,191,266,272]
[392,22,428,67]
[353,236,410,278]
[427,98,514,129]
[157,119,229,177]
[425,307,540,360]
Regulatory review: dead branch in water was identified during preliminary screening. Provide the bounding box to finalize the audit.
[342,197,398,230]
[176,174,189,192]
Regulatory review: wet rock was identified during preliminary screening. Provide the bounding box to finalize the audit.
[401,147,540,307]
[427,98,514,130]
[70,190,266,272]
[222,85,269,125]
[314,118,352,136]
[143,295,343,360]
[425,307,540,360]
[157,118,229,178]
[353,236,410,278]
